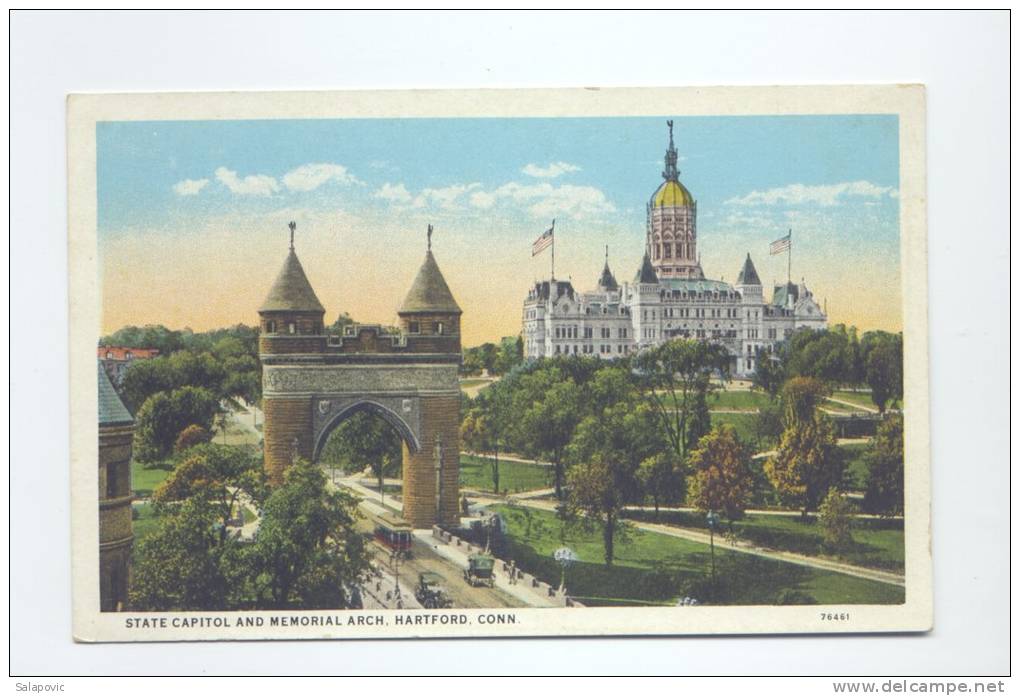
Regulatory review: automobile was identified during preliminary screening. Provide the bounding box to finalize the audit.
[464,553,496,588]
[414,572,453,608]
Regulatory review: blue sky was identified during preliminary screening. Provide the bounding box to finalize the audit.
[97,114,902,342]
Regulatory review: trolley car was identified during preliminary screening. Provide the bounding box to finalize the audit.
[371,510,413,556]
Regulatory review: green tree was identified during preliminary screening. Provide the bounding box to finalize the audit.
[133,386,220,463]
[461,408,500,494]
[818,487,856,553]
[153,443,265,531]
[764,377,844,517]
[566,373,654,565]
[864,413,904,516]
[636,451,681,519]
[784,325,860,388]
[129,497,231,611]
[751,350,786,399]
[513,367,583,499]
[319,411,403,488]
[492,335,524,375]
[174,424,212,453]
[860,331,903,412]
[688,424,753,530]
[632,339,730,472]
[249,460,370,608]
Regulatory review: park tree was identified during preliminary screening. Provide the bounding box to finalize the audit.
[153,443,265,531]
[492,335,524,375]
[461,408,501,494]
[864,413,905,516]
[567,372,656,565]
[860,331,903,413]
[632,338,730,467]
[319,411,403,489]
[133,386,220,463]
[120,357,176,413]
[764,377,844,517]
[751,350,786,399]
[248,460,370,609]
[636,451,681,519]
[688,424,753,530]
[174,424,212,453]
[818,487,856,553]
[513,367,584,499]
[784,325,861,387]
[129,497,231,611]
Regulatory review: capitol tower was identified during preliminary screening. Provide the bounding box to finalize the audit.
[647,120,704,280]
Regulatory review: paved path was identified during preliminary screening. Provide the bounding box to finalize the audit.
[463,451,554,467]
[825,396,879,414]
[472,494,905,587]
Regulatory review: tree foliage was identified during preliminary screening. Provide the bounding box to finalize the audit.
[319,411,403,484]
[632,339,730,466]
[864,413,904,516]
[764,377,844,517]
[174,424,212,453]
[248,460,370,609]
[511,367,583,499]
[133,386,220,463]
[818,488,856,552]
[688,424,753,526]
[860,331,903,412]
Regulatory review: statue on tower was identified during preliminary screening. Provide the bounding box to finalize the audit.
[288,220,296,250]
[427,223,433,251]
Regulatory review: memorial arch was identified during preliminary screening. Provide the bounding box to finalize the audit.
[258,225,462,528]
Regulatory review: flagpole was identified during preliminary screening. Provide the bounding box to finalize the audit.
[551,219,556,281]
[787,228,792,287]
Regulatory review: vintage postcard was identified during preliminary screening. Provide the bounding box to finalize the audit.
[68,85,930,641]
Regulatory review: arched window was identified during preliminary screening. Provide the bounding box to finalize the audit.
[436,322,445,335]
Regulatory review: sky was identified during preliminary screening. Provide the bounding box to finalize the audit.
[98,114,902,346]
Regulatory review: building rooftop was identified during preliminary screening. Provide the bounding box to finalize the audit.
[399,250,462,314]
[98,362,134,426]
[635,253,660,284]
[650,179,695,208]
[736,253,762,286]
[260,248,325,313]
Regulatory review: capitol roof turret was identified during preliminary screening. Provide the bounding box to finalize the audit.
[736,253,762,286]
[650,119,695,208]
[635,252,659,284]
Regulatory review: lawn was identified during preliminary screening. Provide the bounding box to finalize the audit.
[709,412,761,447]
[460,454,553,494]
[132,503,161,541]
[831,390,878,409]
[623,509,904,572]
[841,442,872,490]
[708,390,771,411]
[494,505,903,606]
[820,398,871,414]
[131,460,172,498]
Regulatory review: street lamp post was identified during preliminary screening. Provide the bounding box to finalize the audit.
[706,511,720,594]
[553,547,578,596]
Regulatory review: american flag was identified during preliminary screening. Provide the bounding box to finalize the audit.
[769,232,791,255]
[532,222,554,256]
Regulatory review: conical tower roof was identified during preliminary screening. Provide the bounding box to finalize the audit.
[598,261,619,291]
[635,252,659,284]
[98,363,134,426]
[400,250,462,314]
[259,248,325,313]
[736,253,762,286]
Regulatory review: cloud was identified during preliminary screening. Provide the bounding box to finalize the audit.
[522,161,581,178]
[475,181,616,220]
[412,183,482,211]
[172,178,209,196]
[282,163,360,192]
[214,167,280,196]
[373,182,413,204]
[726,180,898,207]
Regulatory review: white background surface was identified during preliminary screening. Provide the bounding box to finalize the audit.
[9,10,1010,676]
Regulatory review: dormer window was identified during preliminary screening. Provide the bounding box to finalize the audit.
[409,321,420,334]
[436,322,445,335]
[287,322,296,334]
[266,320,277,334]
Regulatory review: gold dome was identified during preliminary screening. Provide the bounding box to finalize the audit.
[651,179,695,207]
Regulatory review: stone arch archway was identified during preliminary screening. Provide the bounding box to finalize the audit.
[311,398,421,463]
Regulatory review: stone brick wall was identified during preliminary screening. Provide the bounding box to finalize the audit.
[262,396,313,486]
[402,392,461,528]
[98,423,134,612]
[259,335,328,354]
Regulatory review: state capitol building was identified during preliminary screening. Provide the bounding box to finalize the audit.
[522,122,827,377]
